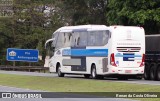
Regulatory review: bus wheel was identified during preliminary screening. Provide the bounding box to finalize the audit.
[150,65,156,80]
[84,74,90,78]
[144,65,150,80]
[157,66,160,81]
[91,65,98,79]
[57,65,64,77]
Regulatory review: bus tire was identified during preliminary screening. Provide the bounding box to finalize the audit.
[57,64,64,77]
[156,65,160,81]
[144,64,150,80]
[150,64,156,80]
[84,74,90,78]
[91,65,98,79]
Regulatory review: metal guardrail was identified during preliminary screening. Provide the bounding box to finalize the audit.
[0,66,49,73]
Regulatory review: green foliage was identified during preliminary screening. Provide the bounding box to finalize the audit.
[107,0,160,34]
[60,0,108,25]
[0,0,60,65]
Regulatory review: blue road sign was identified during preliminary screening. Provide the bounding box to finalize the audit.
[7,48,39,62]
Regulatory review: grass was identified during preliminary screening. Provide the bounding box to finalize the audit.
[0,73,159,101]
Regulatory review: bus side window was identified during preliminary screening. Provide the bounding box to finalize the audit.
[69,33,72,41]
[60,32,73,47]
[88,32,96,46]
[64,33,66,43]
[109,31,111,38]
[96,32,103,45]
[88,30,109,46]
[77,37,80,46]
[71,31,87,47]
[55,32,65,49]
[79,32,87,46]
[71,32,79,47]
[103,30,109,45]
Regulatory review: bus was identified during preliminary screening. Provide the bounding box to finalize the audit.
[45,25,145,79]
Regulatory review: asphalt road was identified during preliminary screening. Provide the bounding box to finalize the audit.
[0,70,159,86]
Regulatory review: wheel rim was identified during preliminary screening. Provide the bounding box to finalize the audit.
[92,68,96,78]
[58,67,61,76]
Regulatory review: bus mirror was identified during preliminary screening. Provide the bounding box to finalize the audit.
[45,38,55,49]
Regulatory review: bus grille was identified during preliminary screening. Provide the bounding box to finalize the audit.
[117,47,141,52]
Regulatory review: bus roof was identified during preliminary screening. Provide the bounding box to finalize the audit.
[109,25,144,30]
[54,25,108,33]
[53,25,144,34]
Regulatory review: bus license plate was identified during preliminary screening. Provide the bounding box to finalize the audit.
[125,70,131,73]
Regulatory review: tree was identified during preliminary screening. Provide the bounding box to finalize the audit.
[58,0,108,25]
[0,0,64,65]
[106,0,160,34]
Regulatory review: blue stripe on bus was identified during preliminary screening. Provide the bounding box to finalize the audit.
[115,54,142,57]
[62,49,108,57]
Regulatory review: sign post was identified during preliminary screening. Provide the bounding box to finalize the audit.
[7,48,39,62]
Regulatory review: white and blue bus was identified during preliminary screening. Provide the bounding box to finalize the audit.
[45,25,145,79]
